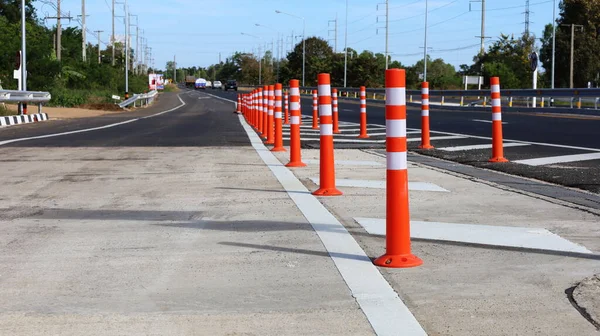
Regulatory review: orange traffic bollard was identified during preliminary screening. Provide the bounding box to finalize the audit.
[489,77,508,162]
[272,84,286,152]
[263,85,270,139]
[266,85,275,145]
[236,94,242,114]
[313,73,342,197]
[257,88,264,136]
[286,79,306,167]
[419,82,434,149]
[252,90,257,128]
[284,91,290,125]
[373,68,423,269]
[312,89,319,129]
[332,88,340,134]
[358,86,369,138]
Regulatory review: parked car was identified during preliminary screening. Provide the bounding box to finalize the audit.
[213,81,222,89]
[224,79,237,91]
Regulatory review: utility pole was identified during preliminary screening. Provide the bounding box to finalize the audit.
[562,24,584,88]
[551,0,556,88]
[45,0,72,61]
[523,0,531,37]
[128,14,138,75]
[81,0,86,61]
[469,0,487,54]
[136,26,140,75]
[112,0,116,66]
[385,0,389,69]
[95,30,103,64]
[480,0,485,53]
[376,0,389,69]
[344,0,348,87]
[174,55,177,83]
[21,0,27,93]
[423,0,429,81]
[57,0,62,61]
[328,15,338,52]
[124,2,129,98]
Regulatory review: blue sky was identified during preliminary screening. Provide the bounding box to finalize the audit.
[35,0,556,70]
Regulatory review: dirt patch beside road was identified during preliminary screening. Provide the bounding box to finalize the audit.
[3,102,144,119]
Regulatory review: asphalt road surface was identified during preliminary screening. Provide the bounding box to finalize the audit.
[208,89,600,194]
[0,90,248,148]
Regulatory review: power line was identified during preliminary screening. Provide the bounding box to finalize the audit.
[390,11,471,35]
[479,0,552,12]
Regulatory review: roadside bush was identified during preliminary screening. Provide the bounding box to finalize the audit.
[163,83,179,92]
[48,89,89,107]
[0,104,12,116]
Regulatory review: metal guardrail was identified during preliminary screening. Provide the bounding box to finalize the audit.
[0,89,52,103]
[118,90,158,109]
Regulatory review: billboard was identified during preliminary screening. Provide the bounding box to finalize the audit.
[149,74,157,90]
[156,74,165,90]
[148,74,165,90]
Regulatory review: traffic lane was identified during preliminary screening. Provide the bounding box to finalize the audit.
[2,90,249,148]
[0,92,185,143]
[315,97,600,150]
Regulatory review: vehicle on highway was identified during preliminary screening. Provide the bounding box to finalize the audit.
[185,75,196,88]
[195,78,207,90]
[213,81,222,89]
[206,81,213,89]
[224,79,237,91]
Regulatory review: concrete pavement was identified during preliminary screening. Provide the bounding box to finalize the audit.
[0,91,375,335]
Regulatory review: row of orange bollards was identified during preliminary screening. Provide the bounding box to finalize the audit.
[237,72,509,269]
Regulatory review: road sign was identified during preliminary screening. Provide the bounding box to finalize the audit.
[529,52,538,72]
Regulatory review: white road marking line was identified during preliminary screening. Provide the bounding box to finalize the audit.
[473,119,508,124]
[0,94,187,147]
[309,178,449,192]
[284,127,386,133]
[514,152,600,166]
[303,159,384,166]
[354,217,592,254]
[370,123,600,153]
[438,142,530,152]
[406,135,466,142]
[284,131,387,137]
[283,137,386,143]
[238,115,428,336]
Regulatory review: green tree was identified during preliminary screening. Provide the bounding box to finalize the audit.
[470,34,537,88]
[287,37,334,85]
[540,0,600,88]
[0,0,36,23]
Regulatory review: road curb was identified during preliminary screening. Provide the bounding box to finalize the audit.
[0,113,49,127]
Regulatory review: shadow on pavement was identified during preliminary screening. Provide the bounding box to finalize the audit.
[413,238,600,261]
[219,241,372,262]
[216,187,312,195]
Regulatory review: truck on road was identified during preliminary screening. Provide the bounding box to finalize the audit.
[185,76,196,88]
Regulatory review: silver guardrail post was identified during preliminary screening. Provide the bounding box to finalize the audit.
[570,97,574,108]
[595,98,599,110]
[441,96,445,106]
